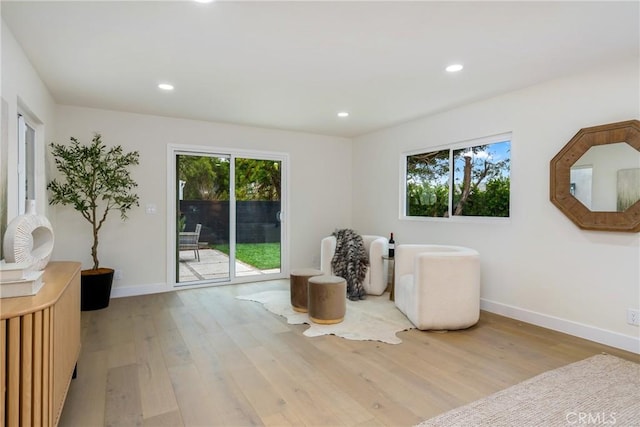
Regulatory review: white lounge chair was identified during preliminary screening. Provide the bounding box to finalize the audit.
[394,244,480,330]
[320,234,389,295]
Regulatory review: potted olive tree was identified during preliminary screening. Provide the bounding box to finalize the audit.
[47,133,139,310]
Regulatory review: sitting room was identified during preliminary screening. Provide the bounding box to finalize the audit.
[1,1,638,426]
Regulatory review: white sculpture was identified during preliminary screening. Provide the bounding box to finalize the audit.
[3,200,54,270]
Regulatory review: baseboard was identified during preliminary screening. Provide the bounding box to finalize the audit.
[110,282,173,298]
[481,298,640,355]
[110,273,289,299]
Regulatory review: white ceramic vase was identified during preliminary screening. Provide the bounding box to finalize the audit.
[3,200,55,270]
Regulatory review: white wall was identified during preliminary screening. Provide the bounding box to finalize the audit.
[51,106,352,293]
[352,59,640,352]
[1,20,56,221]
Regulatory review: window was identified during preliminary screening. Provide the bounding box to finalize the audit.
[17,114,36,214]
[404,133,511,219]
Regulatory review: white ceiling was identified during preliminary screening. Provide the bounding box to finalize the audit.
[2,1,638,138]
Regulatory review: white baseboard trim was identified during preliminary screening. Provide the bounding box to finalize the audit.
[481,298,640,355]
[111,282,173,298]
[110,275,287,299]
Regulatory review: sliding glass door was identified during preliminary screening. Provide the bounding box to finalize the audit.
[173,149,285,286]
[234,157,282,278]
[176,153,231,283]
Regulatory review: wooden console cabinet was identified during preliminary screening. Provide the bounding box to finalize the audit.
[1,261,81,427]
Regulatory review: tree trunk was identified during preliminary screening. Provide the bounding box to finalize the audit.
[91,224,99,270]
[453,156,473,216]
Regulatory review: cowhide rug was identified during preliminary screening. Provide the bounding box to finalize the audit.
[237,290,415,344]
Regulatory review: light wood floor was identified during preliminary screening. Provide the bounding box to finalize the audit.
[58,279,639,427]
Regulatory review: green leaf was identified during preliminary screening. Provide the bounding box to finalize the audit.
[47,133,139,269]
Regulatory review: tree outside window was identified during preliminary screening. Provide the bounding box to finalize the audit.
[405,137,510,218]
[177,156,281,202]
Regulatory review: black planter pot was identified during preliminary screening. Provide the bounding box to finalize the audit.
[81,268,114,311]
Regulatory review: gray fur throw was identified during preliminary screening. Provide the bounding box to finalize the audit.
[331,229,369,300]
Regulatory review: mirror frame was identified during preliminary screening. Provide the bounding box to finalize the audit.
[550,119,640,232]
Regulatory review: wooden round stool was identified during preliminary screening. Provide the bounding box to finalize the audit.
[308,275,346,324]
[290,268,323,313]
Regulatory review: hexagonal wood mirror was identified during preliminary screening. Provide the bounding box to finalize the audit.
[550,120,640,232]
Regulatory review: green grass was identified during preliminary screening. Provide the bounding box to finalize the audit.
[214,243,281,270]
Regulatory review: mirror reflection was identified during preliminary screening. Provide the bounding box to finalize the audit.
[570,142,640,212]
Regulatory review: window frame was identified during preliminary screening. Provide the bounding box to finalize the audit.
[400,132,512,222]
[17,113,38,214]
[166,143,290,288]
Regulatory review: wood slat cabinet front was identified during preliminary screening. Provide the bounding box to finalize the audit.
[1,261,81,427]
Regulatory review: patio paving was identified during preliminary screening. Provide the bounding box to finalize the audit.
[178,248,280,283]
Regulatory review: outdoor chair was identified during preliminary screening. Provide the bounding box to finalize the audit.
[179,223,202,261]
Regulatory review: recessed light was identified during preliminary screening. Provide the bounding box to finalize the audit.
[337,112,349,118]
[158,83,174,91]
[193,0,214,3]
[446,64,464,73]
